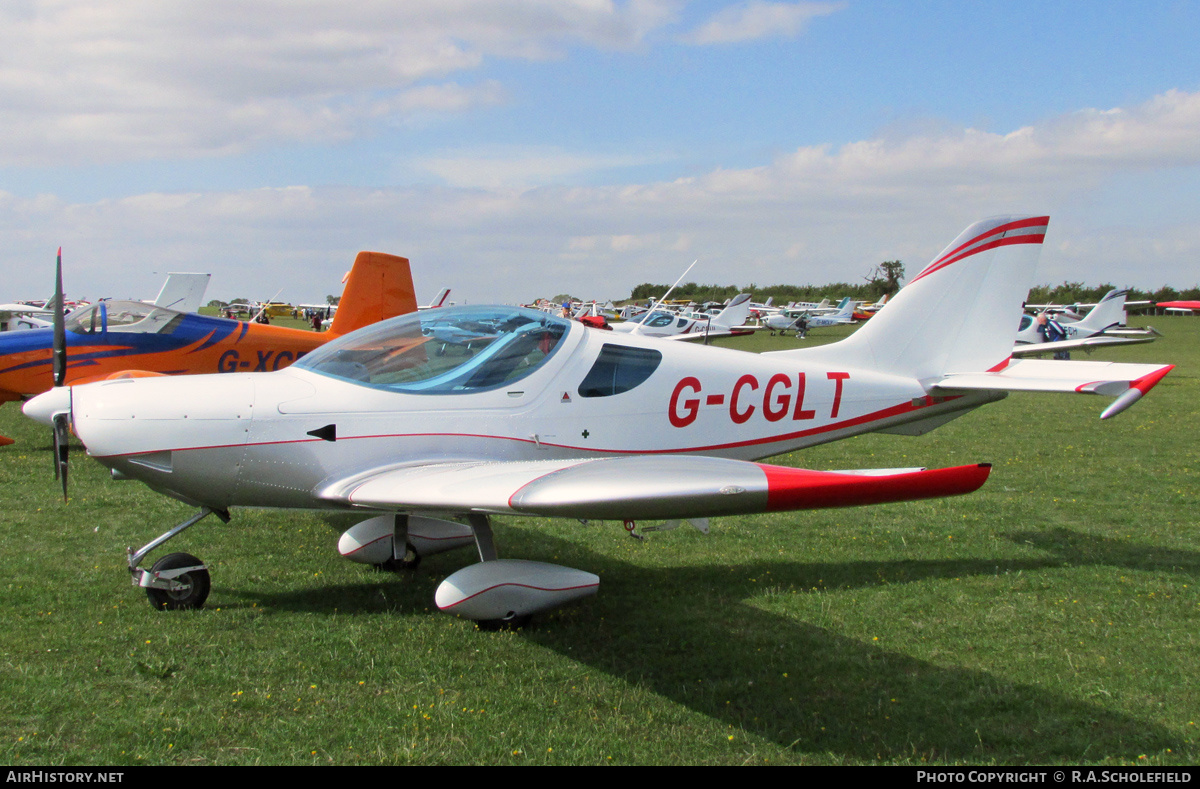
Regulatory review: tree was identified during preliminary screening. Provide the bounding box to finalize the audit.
[864,260,905,298]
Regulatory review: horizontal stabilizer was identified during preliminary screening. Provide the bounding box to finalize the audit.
[934,360,1173,418]
[319,456,991,520]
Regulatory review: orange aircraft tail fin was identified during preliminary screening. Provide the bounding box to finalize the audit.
[328,252,418,337]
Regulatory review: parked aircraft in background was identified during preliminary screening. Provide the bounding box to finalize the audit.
[763,297,856,336]
[1158,300,1200,313]
[0,250,418,446]
[24,216,1174,628]
[0,304,55,332]
[611,293,754,340]
[1013,289,1158,356]
[2,272,209,333]
[420,288,452,310]
[852,292,889,321]
[151,273,211,314]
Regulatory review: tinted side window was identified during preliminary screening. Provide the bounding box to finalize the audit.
[578,344,662,398]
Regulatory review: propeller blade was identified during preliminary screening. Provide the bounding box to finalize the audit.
[52,248,67,388]
[53,411,70,500]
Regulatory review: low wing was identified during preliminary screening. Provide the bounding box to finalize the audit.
[666,327,756,341]
[933,359,1173,419]
[1011,334,1155,356]
[317,456,991,520]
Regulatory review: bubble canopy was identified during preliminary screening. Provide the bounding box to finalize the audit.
[294,305,574,394]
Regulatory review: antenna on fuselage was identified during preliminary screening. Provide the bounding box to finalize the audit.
[632,260,697,336]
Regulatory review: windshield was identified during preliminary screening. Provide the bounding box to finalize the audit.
[295,305,573,394]
[633,311,679,328]
[64,300,185,335]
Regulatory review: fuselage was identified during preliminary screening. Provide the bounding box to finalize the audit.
[0,301,328,399]
[61,306,992,513]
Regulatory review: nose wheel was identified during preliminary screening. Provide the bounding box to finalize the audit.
[128,507,228,611]
[144,552,211,610]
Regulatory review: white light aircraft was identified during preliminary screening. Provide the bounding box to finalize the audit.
[2,272,209,332]
[419,288,452,310]
[612,293,754,340]
[25,216,1174,628]
[763,297,855,335]
[1012,288,1158,356]
[152,273,211,314]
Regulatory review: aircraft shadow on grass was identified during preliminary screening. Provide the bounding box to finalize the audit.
[224,518,1182,763]
[1006,527,1200,578]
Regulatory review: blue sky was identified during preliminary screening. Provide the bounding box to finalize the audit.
[2,1,1198,305]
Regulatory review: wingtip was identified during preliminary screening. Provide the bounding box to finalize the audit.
[1099,365,1173,420]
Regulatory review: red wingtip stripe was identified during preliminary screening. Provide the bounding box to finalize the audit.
[1132,365,1173,395]
[759,463,992,512]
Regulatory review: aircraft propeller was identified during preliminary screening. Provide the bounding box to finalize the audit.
[50,248,70,500]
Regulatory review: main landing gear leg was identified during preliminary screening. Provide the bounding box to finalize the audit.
[468,513,498,562]
[128,506,230,611]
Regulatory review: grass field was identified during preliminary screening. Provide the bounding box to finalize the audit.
[1,316,1196,766]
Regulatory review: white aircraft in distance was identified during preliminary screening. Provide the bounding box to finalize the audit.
[1025,293,1153,319]
[2,272,209,332]
[763,297,856,336]
[1012,289,1158,357]
[611,293,755,340]
[788,298,832,313]
[151,273,211,314]
[0,303,55,332]
[25,216,1175,629]
[419,288,452,310]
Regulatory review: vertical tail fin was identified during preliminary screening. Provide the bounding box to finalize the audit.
[328,252,418,337]
[1074,289,1127,333]
[713,293,752,328]
[153,273,211,313]
[783,216,1049,380]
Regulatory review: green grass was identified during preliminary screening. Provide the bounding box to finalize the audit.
[1,316,1196,765]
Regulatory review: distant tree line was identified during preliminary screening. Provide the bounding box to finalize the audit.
[628,261,906,304]
[626,278,1200,306]
[1023,282,1200,305]
[628,281,887,305]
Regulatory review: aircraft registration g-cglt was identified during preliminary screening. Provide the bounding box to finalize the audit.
[24,216,1175,629]
[0,251,418,445]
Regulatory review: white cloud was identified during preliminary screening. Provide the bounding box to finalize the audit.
[0,0,684,165]
[683,1,845,45]
[3,89,1199,304]
[413,147,669,189]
